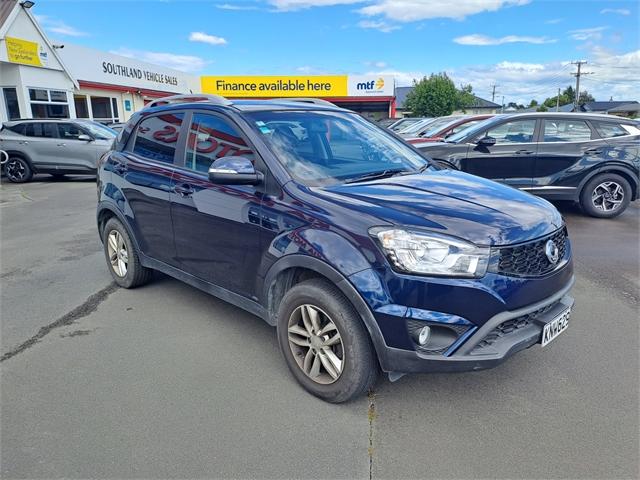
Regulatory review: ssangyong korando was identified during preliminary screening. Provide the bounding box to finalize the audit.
[97,95,574,403]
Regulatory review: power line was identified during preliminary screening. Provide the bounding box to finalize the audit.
[571,60,593,109]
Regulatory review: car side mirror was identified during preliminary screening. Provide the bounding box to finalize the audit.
[77,134,93,142]
[208,156,263,185]
[477,136,496,146]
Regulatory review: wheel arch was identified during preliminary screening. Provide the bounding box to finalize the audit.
[4,150,36,171]
[96,202,141,251]
[262,254,389,369]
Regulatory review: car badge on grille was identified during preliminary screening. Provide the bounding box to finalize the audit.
[545,239,559,265]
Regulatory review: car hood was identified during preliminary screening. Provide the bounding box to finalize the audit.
[317,170,563,246]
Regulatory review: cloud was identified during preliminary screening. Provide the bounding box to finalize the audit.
[569,26,608,41]
[368,48,639,105]
[269,0,362,11]
[35,15,88,37]
[110,48,207,73]
[600,8,630,15]
[216,2,260,9]
[358,0,530,22]
[545,18,563,24]
[454,34,556,45]
[364,60,388,68]
[358,19,400,32]
[189,31,228,45]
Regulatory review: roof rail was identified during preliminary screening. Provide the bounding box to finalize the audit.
[270,98,336,107]
[145,94,232,109]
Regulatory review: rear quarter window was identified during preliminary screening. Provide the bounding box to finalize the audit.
[593,121,632,138]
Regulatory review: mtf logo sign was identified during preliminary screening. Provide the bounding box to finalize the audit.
[356,77,385,91]
[349,75,393,96]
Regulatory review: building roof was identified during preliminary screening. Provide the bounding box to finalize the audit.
[582,101,639,112]
[0,0,18,34]
[394,86,499,110]
[607,103,640,113]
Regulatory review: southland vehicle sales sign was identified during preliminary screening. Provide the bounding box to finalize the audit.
[58,43,198,93]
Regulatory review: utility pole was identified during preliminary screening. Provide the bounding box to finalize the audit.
[556,87,560,112]
[491,84,498,102]
[501,95,505,113]
[571,60,592,111]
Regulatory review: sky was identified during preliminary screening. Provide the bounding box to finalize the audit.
[33,0,639,105]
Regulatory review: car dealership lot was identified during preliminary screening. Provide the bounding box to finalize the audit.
[1,177,638,478]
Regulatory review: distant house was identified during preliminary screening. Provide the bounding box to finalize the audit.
[394,86,501,116]
[581,101,639,116]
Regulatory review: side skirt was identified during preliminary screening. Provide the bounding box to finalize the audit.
[139,253,271,325]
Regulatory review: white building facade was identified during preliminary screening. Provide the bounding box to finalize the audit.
[0,0,199,124]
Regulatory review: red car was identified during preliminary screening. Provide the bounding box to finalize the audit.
[405,114,494,144]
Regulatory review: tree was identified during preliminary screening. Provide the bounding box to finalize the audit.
[578,91,595,105]
[507,102,525,109]
[536,105,549,112]
[528,99,539,108]
[403,73,475,117]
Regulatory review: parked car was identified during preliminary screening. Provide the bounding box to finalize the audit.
[415,112,640,218]
[404,114,494,144]
[97,95,574,403]
[0,119,117,183]
[388,117,429,132]
[107,122,127,133]
[398,115,465,138]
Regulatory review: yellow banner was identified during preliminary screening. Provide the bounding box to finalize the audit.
[201,75,348,98]
[5,36,43,67]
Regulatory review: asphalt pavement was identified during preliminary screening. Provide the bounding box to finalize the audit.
[1,175,638,479]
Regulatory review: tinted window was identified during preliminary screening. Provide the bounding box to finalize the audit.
[543,120,592,142]
[3,88,21,120]
[5,123,26,135]
[184,114,254,173]
[486,120,536,144]
[58,123,83,139]
[29,89,49,101]
[593,122,628,138]
[132,113,184,164]
[31,104,70,119]
[24,123,57,138]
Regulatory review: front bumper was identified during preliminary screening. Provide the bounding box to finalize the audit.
[376,276,575,374]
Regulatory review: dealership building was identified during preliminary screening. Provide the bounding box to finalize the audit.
[0,0,199,124]
[201,75,396,120]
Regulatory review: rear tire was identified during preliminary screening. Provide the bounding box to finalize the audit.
[276,278,378,403]
[580,173,631,218]
[102,218,152,288]
[5,157,33,183]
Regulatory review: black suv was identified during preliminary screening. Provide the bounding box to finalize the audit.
[414,113,640,218]
[97,96,574,402]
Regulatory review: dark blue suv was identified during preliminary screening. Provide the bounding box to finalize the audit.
[97,95,574,402]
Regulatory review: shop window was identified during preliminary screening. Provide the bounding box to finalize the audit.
[74,95,89,118]
[90,96,120,124]
[2,88,21,120]
[28,88,70,119]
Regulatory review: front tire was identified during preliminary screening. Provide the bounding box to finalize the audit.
[276,278,378,403]
[5,157,33,183]
[580,173,631,218]
[102,218,152,288]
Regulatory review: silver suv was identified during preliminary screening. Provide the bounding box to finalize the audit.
[0,119,116,183]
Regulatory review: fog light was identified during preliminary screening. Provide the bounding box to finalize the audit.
[413,326,431,346]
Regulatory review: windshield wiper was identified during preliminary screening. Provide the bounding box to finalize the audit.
[344,169,408,184]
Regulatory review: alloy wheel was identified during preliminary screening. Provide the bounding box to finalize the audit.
[287,304,344,384]
[107,230,128,277]
[6,159,26,181]
[592,181,624,212]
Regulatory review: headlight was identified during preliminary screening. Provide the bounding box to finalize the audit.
[371,228,489,278]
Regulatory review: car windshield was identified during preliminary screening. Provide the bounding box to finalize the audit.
[390,118,422,131]
[248,110,431,186]
[78,121,117,140]
[399,118,437,134]
[445,117,497,143]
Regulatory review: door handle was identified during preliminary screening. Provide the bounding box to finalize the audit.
[585,148,603,155]
[18,141,29,145]
[515,149,534,155]
[173,183,195,197]
[57,143,66,147]
[113,162,127,174]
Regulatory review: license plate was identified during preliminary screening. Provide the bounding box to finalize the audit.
[541,307,571,347]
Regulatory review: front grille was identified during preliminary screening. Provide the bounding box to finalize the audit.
[472,302,557,353]
[495,227,568,277]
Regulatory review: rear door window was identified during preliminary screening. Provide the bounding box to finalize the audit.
[543,120,592,142]
[131,113,185,164]
[57,123,84,140]
[24,123,57,138]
